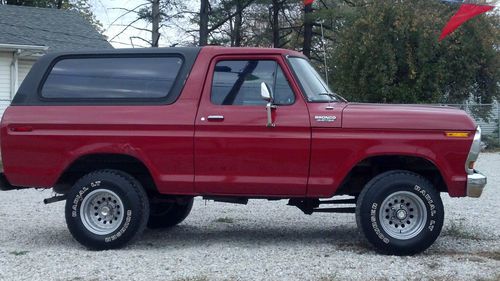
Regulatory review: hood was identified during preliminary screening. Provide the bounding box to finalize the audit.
[342,103,476,131]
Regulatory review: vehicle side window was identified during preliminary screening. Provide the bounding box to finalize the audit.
[41,56,183,99]
[211,60,295,106]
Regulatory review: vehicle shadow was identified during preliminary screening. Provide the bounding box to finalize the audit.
[134,223,369,252]
[25,223,477,256]
[29,223,369,252]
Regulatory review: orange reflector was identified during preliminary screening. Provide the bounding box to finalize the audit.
[445,132,470,138]
[468,161,475,170]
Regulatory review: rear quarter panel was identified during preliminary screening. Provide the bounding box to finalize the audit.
[0,104,196,193]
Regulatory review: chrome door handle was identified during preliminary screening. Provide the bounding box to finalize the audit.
[207,115,224,121]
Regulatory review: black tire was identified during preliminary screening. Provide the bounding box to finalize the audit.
[355,170,444,255]
[65,169,149,250]
[147,198,194,229]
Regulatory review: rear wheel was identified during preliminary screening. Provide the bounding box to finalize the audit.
[65,169,149,250]
[147,198,194,229]
[356,170,444,255]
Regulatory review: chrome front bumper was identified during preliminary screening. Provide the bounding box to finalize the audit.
[467,171,487,198]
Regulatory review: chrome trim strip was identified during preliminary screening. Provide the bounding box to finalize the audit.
[207,115,224,121]
[465,126,481,175]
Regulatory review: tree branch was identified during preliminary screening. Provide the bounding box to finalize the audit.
[208,0,254,33]
[107,3,150,29]
[130,36,152,45]
[114,24,152,33]
[109,17,143,42]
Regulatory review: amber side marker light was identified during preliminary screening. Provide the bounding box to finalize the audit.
[445,132,470,138]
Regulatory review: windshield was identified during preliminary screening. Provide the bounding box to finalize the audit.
[288,57,345,103]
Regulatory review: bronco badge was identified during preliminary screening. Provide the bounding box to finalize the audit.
[314,116,337,122]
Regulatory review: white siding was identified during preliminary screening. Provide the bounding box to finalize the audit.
[0,100,10,118]
[0,52,11,100]
[18,59,34,84]
[0,52,12,117]
[0,55,36,117]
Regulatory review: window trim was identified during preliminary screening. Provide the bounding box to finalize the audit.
[37,53,186,104]
[209,58,297,107]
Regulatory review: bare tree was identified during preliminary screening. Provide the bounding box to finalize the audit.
[107,0,185,47]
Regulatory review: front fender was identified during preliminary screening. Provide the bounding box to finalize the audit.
[307,128,473,197]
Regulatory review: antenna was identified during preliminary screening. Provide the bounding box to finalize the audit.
[320,20,329,86]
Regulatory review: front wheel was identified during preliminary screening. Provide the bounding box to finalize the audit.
[65,169,149,250]
[356,170,444,255]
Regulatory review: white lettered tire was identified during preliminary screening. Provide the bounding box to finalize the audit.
[356,170,444,255]
[65,169,149,250]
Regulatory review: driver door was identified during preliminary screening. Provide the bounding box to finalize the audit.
[194,55,311,196]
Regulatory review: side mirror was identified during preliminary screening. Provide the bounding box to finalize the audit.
[261,82,276,128]
[261,82,273,102]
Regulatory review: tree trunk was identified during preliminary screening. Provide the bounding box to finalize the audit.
[272,0,280,48]
[56,0,63,9]
[303,3,313,58]
[152,0,160,47]
[199,0,209,46]
[233,0,243,47]
[229,17,235,47]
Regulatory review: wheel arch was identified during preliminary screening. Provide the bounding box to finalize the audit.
[335,154,447,197]
[54,153,159,196]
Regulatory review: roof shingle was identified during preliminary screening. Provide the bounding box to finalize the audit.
[0,5,113,52]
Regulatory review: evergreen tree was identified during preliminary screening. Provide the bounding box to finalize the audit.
[330,0,499,107]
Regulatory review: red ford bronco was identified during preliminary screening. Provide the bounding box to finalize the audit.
[0,47,486,255]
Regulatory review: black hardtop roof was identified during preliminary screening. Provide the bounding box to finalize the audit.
[40,46,302,58]
[41,47,202,58]
[12,47,202,106]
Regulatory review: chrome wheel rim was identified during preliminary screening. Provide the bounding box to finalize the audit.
[379,191,427,240]
[80,189,124,235]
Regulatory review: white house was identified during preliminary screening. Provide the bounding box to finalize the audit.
[0,5,113,116]
[0,44,48,115]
